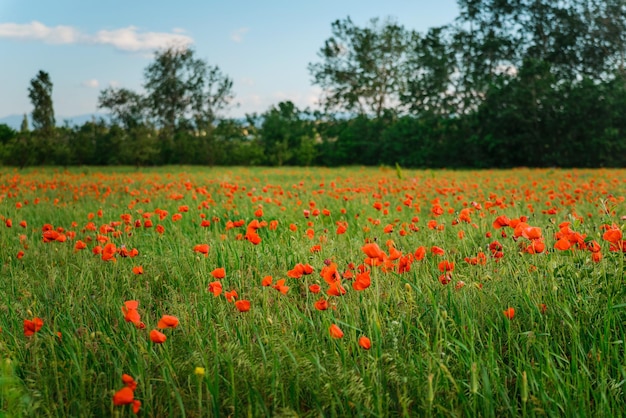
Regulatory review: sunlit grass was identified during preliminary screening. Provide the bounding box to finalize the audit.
[0,166,624,417]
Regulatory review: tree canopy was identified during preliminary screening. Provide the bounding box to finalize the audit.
[3,2,626,168]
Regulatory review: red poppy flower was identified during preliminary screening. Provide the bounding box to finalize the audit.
[122,301,144,328]
[438,271,452,285]
[149,329,167,343]
[526,240,545,254]
[133,400,141,414]
[287,264,305,279]
[245,230,262,245]
[113,386,134,405]
[43,229,60,242]
[358,336,371,350]
[335,222,348,235]
[414,246,426,261]
[586,240,601,253]
[522,226,542,240]
[122,374,137,391]
[211,267,226,279]
[437,260,455,272]
[314,298,329,311]
[327,282,347,296]
[235,300,250,312]
[554,238,571,251]
[602,228,622,244]
[309,284,321,293]
[24,317,44,336]
[431,246,445,256]
[352,271,371,291]
[362,243,385,260]
[202,280,221,298]
[591,252,603,263]
[272,279,289,294]
[503,307,515,320]
[225,289,238,302]
[102,243,117,262]
[493,215,510,229]
[329,324,344,339]
[193,244,210,256]
[157,315,179,329]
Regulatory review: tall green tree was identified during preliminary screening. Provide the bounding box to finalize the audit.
[27,70,57,164]
[143,46,234,133]
[142,46,234,163]
[402,27,457,116]
[98,47,235,165]
[453,0,626,87]
[28,70,55,135]
[309,17,411,118]
[20,114,29,133]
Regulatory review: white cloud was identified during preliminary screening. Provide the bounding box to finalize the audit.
[0,21,81,44]
[109,80,120,88]
[230,27,249,43]
[0,21,193,52]
[93,26,193,52]
[81,79,99,88]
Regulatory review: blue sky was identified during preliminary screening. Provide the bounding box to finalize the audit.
[0,0,459,121]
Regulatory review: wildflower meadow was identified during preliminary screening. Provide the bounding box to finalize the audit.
[0,166,625,417]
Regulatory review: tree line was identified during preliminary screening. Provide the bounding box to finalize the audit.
[2,0,626,168]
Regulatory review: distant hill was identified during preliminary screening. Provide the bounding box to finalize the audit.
[0,113,109,130]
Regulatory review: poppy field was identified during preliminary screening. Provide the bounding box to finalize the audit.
[0,166,625,417]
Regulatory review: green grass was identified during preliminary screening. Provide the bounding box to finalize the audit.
[0,166,624,417]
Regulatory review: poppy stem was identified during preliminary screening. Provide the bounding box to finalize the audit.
[197,378,202,417]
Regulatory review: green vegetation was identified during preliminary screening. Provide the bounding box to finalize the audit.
[0,166,624,416]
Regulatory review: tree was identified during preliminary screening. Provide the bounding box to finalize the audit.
[452,0,626,87]
[254,101,317,166]
[309,17,411,118]
[0,124,16,145]
[20,114,29,133]
[98,88,146,129]
[450,0,626,166]
[97,89,158,166]
[401,27,457,116]
[2,115,33,168]
[98,46,234,165]
[143,46,234,133]
[28,70,55,135]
